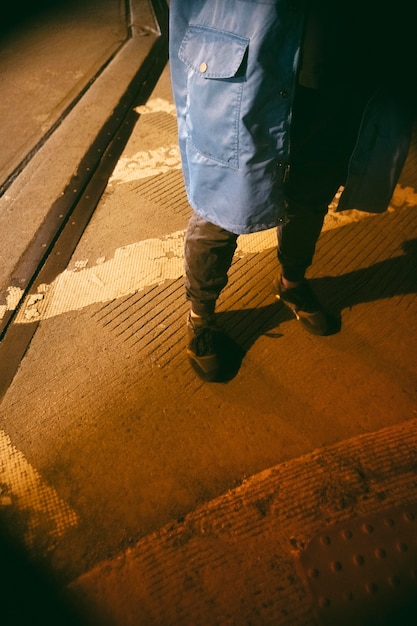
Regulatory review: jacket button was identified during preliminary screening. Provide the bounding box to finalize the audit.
[199,62,208,73]
[279,90,289,98]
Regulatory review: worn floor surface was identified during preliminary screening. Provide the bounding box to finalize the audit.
[1,59,417,625]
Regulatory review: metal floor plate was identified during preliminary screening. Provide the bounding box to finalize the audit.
[298,504,417,625]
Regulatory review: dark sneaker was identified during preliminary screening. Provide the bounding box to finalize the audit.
[273,276,336,336]
[187,313,223,381]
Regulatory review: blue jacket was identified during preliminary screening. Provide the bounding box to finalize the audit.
[169,1,413,235]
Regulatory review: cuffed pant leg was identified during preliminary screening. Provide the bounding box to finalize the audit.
[184,213,238,316]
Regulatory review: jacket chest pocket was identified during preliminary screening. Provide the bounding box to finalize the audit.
[178,25,249,169]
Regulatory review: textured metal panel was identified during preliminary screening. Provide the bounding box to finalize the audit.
[299,504,417,625]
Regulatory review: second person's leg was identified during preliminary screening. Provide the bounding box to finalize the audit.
[275,85,366,334]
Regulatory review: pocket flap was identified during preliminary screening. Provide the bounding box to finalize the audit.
[178,25,249,79]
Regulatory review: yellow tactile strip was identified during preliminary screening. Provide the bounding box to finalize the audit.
[67,418,417,626]
[0,429,78,552]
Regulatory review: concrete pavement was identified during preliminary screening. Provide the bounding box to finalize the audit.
[0,6,417,624]
[67,420,417,626]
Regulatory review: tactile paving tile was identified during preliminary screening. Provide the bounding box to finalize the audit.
[298,504,417,625]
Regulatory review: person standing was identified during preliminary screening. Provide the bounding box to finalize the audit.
[169,0,414,381]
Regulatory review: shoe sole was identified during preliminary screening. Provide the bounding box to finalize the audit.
[273,290,333,336]
[186,348,220,382]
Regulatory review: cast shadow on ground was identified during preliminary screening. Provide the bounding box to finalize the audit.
[0,520,86,626]
[213,303,290,382]
[311,237,417,312]
[213,238,417,382]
